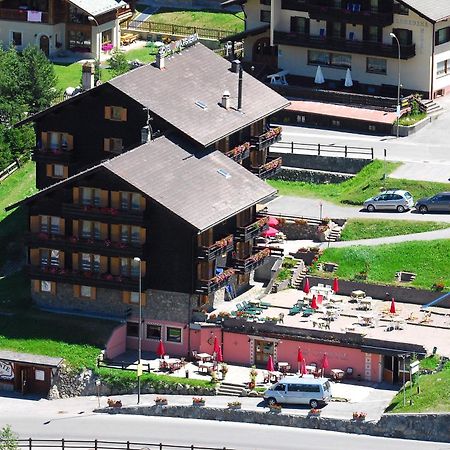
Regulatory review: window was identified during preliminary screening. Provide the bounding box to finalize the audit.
[363,25,382,43]
[127,322,139,338]
[120,225,142,245]
[120,192,142,211]
[146,324,161,340]
[35,370,45,381]
[50,217,61,235]
[130,291,141,304]
[45,132,72,152]
[105,106,127,122]
[40,280,52,292]
[120,258,140,278]
[308,51,329,66]
[53,164,64,178]
[39,249,60,268]
[435,27,450,46]
[11,31,22,47]
[331,119,341,127]
[166,327,182,343]
[367,57,387,74]
[68,30,91,51]
[81,188,102,206]
[392,28,412,46]
[81,253,101,272]
[308,51,351,69]
[80,285,92,298]
[104,138,123,154]
[290,17,309,34]
[328,22,345,39]
[81,220,101,239]
[260,10,271,22]
[274,383,285,391]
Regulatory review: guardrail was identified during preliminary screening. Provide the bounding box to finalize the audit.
[11,439,234,450]
[270,141,374,159]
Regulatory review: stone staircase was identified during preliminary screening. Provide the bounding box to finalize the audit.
[216,381,247,397]
[291,266,308,290]
[325,225,343,242]
[420,99,443,116]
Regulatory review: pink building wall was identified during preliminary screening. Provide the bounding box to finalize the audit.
[105,324,127,359]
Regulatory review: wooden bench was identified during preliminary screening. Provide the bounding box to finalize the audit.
[121,33,137,46]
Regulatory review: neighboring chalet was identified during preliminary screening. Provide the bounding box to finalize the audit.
[10,41,289,357]
[222,0,450,98]
[0,0,131,57]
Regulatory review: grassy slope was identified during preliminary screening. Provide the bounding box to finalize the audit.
[268,160,450,206]
[314,240,450,290]
[340,219,449,241]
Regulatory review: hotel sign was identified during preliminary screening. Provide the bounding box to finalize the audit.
[158,33,199,58]
[0,360,14,380]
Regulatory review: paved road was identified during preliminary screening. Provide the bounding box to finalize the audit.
[267,196,450,223]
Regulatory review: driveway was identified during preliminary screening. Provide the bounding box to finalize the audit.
[267,195,450,223]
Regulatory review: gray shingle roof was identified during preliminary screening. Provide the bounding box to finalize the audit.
[69,0,127,17]
[104,136,276,231]
[399,0,450,22]
[109,43,289,147]
[0,350,63,367]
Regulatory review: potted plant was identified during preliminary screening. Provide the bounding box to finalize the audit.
[248,366,257,389]
[352,411,367,421]
[107,398,122,408]
[155,396,168,406]
[268,403,282,413]
[227,401,242,410]
[308,408,321,417]
[192,397,205,406]
[220,363,229,379]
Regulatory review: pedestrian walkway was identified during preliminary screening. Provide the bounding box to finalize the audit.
[133,6,159,22]
[390,161,450,183]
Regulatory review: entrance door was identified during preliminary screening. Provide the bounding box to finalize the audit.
[254,340,274,368]
[252,38,278,67]
[40,35,50,56]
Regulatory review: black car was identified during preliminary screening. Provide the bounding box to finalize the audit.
[415,192,450,213]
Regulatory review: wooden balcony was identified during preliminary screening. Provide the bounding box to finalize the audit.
[273,31,416,59]
[198,234,234,261]
[281,0,307,12]
[235,216,269,242]
[251,157,282,179]
[251,127,282,151]
[62,204,144,226]
[25,232,144,258]
[195,268,236,295]
[225,142,250,162]
[0,8,49,23]
[232,248,271,274]
[28,265,140,290]
[32,148,75,163]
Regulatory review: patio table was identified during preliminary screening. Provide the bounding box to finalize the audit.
[196,352,213,362]
[277,362,291,373]
[198,361,215,374]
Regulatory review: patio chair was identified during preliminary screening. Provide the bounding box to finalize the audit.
[289,305,301,315]
[260,301,271,308]
[236,303,244,311]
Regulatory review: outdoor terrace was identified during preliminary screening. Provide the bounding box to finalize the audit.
[232,247,271,274]
[250,157,283,179]
[225,142,251,163]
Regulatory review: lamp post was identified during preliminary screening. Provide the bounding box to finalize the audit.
[390,32,401,139]
[95,379,101,408]
[134,256,142,404]
[87,15,101,61]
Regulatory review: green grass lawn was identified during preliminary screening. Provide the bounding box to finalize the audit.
[399,112,427,126]
[268,160,450,206]
[314,240,450,291]
[340,219,450,241]
[386,361,450,413]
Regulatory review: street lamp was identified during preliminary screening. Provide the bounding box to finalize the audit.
[134,256,143,404]
[87,15,101,61]
[95,379,101,408]
[390,32,401,139]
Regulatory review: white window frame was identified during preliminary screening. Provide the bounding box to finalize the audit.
[166,326,183,344]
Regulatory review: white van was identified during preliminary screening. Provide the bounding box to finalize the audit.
[263,376,332,408]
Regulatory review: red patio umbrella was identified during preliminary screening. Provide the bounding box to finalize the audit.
[321,353,330,371]
[300,358,307,376]
[390,297,396,314]
[266,355,275,372]
[311,295,318,310]
[268,216,279,227]
[333,277,339,293]
[262,226,278,237]
[156,340,165,359]
[317,294,324,305]
[216,345,223,363]
[297,348,304,373]
[303,277,310,294]
[213,336,220,355]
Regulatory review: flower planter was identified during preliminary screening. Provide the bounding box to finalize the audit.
[228,405,242,410]
[192,402,205,407]
[269,407,282,414]
[155,400,168,406]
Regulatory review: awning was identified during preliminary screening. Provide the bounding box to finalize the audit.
[219,24,270,43]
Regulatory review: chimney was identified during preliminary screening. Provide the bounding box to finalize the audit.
[156,51,165,70]
[81,61,95,91]
[237,64,243,111]
[231,59,241,73]
[221,90,231,109]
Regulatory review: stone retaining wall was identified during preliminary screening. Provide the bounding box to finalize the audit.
[270,167,352,184]
[99,405,450,443]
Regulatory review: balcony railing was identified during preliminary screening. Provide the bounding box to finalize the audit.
[235,216,269,242]
[0,8,49,22]
[25,232,144,258]
[225,142,250,162]
[251,157,282,179]
[273,31,416,59]
[232,248,271,274]
[198,234,234,261]
[251,127,282,151]
[196,268,236,294]
[28,265,140,290]
[62,204,144,225]
[32,148,75,163]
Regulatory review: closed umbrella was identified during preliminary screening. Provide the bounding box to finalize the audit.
[390,297,396,314]
[333,277,339,293]
[314,65,325,84]
[311,295,318,310]
[297,348,304,373]
[300,358,307,376]
[156,340,165,359]
[216,345,223,363]
[344,68,353,87]
[321,353,329,376]
[262,226,278,237]
[213,336,220,355]
[303,277,310,294]
[268,216,279,227]
[266,355,275,372]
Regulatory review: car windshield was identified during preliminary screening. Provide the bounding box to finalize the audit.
[404,192,412,199]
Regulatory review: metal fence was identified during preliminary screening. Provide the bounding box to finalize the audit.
[122,19,237,41]
[11,439,235,450]
[271,141,374,159]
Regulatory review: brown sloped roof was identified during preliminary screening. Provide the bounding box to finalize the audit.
[109,43,289,148]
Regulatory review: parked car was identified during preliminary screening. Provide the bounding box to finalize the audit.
[263,376,332,408]
[415,192,450,213]
[363,190,414,213]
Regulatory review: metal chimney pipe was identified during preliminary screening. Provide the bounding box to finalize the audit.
[238,64,243,110]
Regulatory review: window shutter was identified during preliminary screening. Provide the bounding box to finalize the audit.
[60,218,65,235]
[139,227,146,244]
[66,134,74,151]
[141,260,146,276]
[139,195,146,211]
[111,224,119,242]
[73,187,80,203]
[30,216,40,233]
[59,251,65,267]
[120,108,127,121]
[111,257,119,275]
[100,256,108,273]
[50,282,56,295]
[46,164,52,177]
[122,291,130,304]
[41,132,49,149]
[100,190,108,207]
[63,166,69,178]
[73,285,81,297]
[104,106,112,120]
[72,219,79,237]
[90,287,97,300]
[111,191,120,208]
[141,292,147,306]
[72,253,79,270]
[100,223,108,240]
[32,280,40,292]
[30,248,39,265]
[104,138,111,152]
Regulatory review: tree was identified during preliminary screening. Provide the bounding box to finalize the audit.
[0,425,18,450]
[109,49,129,78]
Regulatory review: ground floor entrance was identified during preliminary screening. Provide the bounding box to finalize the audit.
[254,340,274,368]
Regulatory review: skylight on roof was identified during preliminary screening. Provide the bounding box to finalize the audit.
[217,168,231,179]
[195,100,208,110]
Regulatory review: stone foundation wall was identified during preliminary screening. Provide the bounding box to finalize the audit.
[270,167,353,184]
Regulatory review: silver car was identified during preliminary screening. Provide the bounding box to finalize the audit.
[363,190,414,213]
